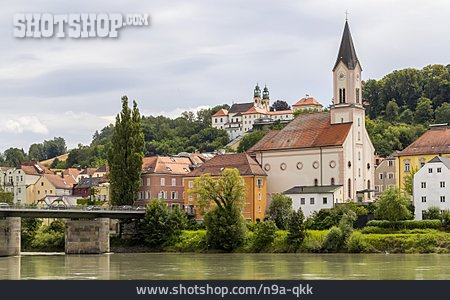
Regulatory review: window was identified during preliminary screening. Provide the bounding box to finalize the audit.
[258,193,261,201]
[419,158,426,167]
[358,152,361,161]
[440,196,446,203]
[314,179,318,186]
[18,188,21,193]
[428,168,433,173]
[421,196,426,203]
[172,178,176,186]
[437,168,442,173]
[310,198,315,205]
[258,206,262,213]
[388,160,393,167]
[188,181,193,188]
[356,88,360,103]
[379,173,384,180]
[404,160,410,172]
[41,182,44,186]
[160,178,165,186]
[358,132,361,141]
[331,178,335,185]
[348,178,352,198]
[215,118,217,123]
[358,168,361,177]
[441,181,446,188]
[257,178,263,188]
[388,173,394,180]
[49,190,53,194]
[323,197,328,204]
[421,182,426,188]
[188,194,193,202]
[171,191,178,200]
[358,118,361,127]
[300,198,305,205]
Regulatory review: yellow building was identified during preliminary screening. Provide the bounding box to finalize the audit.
[33,173,76,203]
[395,124,450,190]
[183,153,267,222]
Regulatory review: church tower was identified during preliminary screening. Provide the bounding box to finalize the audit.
[330,20,364,125]
[262,84,270,111]
[253,83,262,108]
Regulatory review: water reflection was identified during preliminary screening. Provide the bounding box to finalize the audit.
[1,253,450,280]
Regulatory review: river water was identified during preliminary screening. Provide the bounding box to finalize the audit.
[1,253,450,280]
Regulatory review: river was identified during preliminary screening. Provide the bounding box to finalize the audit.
[1,253,450,280]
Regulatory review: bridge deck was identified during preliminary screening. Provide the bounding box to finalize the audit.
[0,208,145,219]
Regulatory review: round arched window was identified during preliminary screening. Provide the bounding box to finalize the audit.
[329,160,336,168]
[280,163,287,171]
[313,161,319,169]
[264,164,271,172]
[296,162,303,170]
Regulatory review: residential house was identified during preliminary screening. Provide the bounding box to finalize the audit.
[248,20,375,203]
[76,168,97,182]
[395,124,450,191]
[183,153,267,222]
[135,156,193,207]
[93,165,109,178]
[63,168,83,183]
[284,185,343,218]
[413,156,450,220]
[33,173,76,203]
[73,176,110,202]
[374,154,397,197]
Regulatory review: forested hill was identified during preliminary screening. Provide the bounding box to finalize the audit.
[363,64,450,157]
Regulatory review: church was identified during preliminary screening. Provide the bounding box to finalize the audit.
[248,21,375,215]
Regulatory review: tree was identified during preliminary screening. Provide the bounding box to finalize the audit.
[3,148,27,167]
[435,103,450,124]
[237,130,267,153]
[403,166,418,196]
[414,97,434,124]
[287,208,306,252]
[108,96,145,206]
[253,220,278,252]
[139,200,187,248]
[268,193,293,230]
[270,100,290,111]
[0,187,14,204]
[43,137,67,159]
[28,143,45,161]
[374,188,412,221]
[190,168,247,251]
[384,99,399,122]
[399,108,414,124]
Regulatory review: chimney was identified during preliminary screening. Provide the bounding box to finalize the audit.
[429,123,448,130]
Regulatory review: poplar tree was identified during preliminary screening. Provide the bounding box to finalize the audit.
[108,96,145,206]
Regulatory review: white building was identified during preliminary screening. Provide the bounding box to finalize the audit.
[284,186,343,217]
[413,156,450,220]
[211,84,295,140]
[248,20,375,206]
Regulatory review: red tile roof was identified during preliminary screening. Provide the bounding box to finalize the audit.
[44,174,76,189]
[242,106,267,115]
[79,168,97,176]
[212,109,229,117]
[142,156,192,175]
[20,161,51,175]
[396,126,450,156]
[186,153,266,177]
[248,112,351,152]
[293,97,323,107]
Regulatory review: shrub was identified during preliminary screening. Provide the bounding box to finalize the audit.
[442,210,450,230]
[346,231,371,253]
[305,202,367,230]
[253,221,278,252]
[366,219,441,230]
[361,226,439,234]
[374,188,412,221]
[204,205,247,251]
[246,221,258,232]
[139,200,188,248]
[171,230,207,252]
[339,211,357,241]
[422,207,442,220]
[30,220,65,251]
[322,226,344,252]
[287,208,306,252]
[21,218,43,250]
[268,194,293,230]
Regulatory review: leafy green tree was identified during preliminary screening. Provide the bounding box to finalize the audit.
[190,168,247,251]
[0,187,14,204]
[398,108,414,124]
[268,193,293,230]
[414,97,434,124]
[139,200,186,248]
[108,96,145,206]
[403,166,418,196]
[435,103,450,124]
[252,220,277,252]
[28,143,45,161]
[21,217,43,250]
[270,100,291,111]
[43,137,67,159]
[374,188,412,221]
[384,99,399,122]
[287,208,306,252]
[3,148,27,167]
[237,130,267,153]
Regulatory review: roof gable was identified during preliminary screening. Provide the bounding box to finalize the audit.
[396,127,450,156]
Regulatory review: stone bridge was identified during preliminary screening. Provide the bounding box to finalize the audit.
[0,208,145,257]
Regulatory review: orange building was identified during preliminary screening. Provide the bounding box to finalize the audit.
[183,153,267,222]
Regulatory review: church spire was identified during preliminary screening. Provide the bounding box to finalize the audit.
[333,20,360,71]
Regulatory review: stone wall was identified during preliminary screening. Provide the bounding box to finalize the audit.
[0,217,21,257]
[65,218,110,254]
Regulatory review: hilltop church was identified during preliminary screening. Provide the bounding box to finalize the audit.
[248,21,375,214]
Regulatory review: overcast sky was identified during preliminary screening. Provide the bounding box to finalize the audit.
[0,0,449,152]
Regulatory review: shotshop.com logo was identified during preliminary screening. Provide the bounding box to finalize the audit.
[13,13,150,38]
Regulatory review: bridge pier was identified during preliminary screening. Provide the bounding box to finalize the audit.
[0,217,21,257]
[65,218,110,254]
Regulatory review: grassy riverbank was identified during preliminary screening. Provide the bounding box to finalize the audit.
[110,229,450,254]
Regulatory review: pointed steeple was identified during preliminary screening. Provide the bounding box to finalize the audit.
[333,21,360,71]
